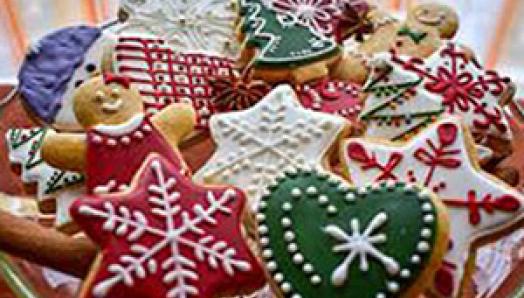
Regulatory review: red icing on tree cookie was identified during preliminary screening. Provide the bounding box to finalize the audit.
[86,114,187,194]
[71,154,265,298]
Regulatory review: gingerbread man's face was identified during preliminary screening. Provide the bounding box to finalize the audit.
[408,3,459,39]
[73,76,144,128]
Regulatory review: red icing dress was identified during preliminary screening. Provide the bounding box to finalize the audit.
[86,113,187,194]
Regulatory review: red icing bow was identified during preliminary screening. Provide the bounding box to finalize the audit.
[103,72,131,89]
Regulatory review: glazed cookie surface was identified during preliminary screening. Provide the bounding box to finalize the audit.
[71,154,266,298]
[256,169,448,298]
[195,85,348,210]
[342,118,524,297]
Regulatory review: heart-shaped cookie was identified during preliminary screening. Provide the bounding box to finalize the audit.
[256,169,449,298]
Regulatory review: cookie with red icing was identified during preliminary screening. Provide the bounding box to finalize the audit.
[341,117,524,297]
[41,74,196,196]
[71,154,266,298]
[112,36,237,130]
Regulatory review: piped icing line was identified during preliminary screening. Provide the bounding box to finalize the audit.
[256,166,443,298]
[342,117,524,297]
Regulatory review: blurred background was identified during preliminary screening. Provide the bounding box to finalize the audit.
[0,0,523,95]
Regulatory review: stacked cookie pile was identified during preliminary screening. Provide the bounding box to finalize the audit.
[2,1,523,298]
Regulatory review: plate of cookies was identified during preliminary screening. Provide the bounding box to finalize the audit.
[0,1,523,298]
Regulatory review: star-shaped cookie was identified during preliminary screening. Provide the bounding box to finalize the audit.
[70,154,265,298]
[341,117,524,297]
[195,85,349,210]
[390,42,513,143]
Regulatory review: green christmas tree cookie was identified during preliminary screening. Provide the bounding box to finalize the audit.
[238,0,341,83]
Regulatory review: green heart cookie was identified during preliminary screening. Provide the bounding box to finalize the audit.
[256,169,448,298]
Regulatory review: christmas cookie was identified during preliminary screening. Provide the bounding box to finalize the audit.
[71,154,266,298]
[256,168,449,298]
[194,84,349,210]
[359,55,443,141]
[341,118,524,297]
[391,42,514,143]
[5,127,84,216]
[41,74,195,195]
[295,78,363,131]
[112,36,236,129]
[407,3,459,39]
[18,25,115,131]
[116,0,240,58]
[237,0,341,83]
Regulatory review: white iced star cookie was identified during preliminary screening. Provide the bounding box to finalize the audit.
[116,0,239,58]
[341,117,524,297]
[195,85,349,210]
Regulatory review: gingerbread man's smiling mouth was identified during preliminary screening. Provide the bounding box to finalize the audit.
[102,98,123,113]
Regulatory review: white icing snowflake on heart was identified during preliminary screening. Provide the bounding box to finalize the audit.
[116,0,239,57]
[342,117,524,297]
[70,155,265,298]
[195,85,348,210]
[270,0,341,36]
[324,212,400,287]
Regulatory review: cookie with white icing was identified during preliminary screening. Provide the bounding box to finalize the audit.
[341,117,524,297]
[115,0,240,58]
[71,154,266,298]
[194,84,349,211]
[5,127,84,219]
[237,0,341,83]
[255,168,449,298]
[18,25,115,132]
[390,42,514,144]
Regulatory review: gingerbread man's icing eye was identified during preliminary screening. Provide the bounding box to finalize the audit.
[94,90,105,103]
[111,88,121,98]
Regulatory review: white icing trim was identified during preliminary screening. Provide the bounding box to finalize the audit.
[93,113,144,137]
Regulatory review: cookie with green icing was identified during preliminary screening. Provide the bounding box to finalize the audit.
[237,0,341,83]
[256,168,449,298]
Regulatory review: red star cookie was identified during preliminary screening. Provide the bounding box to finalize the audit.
[71,154,265,298]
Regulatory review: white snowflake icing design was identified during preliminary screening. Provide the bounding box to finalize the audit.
[270,0,341,35]
[77,160,251,297]
[116,0,239,57]
[195,85,347,210]
[324,212,400,286]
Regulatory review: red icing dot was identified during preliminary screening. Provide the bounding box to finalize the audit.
[434,268,454,297]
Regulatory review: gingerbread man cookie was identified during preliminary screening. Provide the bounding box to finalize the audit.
[41,74,196,195]
[407,3,459,39]
[237,0,341,83]
[18,25,115,132]
[341,118,524,297]
[255,168,449,298]
[195,85,349,210]
[71,154,266,298]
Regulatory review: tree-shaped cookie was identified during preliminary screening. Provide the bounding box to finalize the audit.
[71,154,265,298]
[41,74,196,195]
[341,118,524,297]
[5,127,84,220]
[359,55,443,141]
[237,0,341,83]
